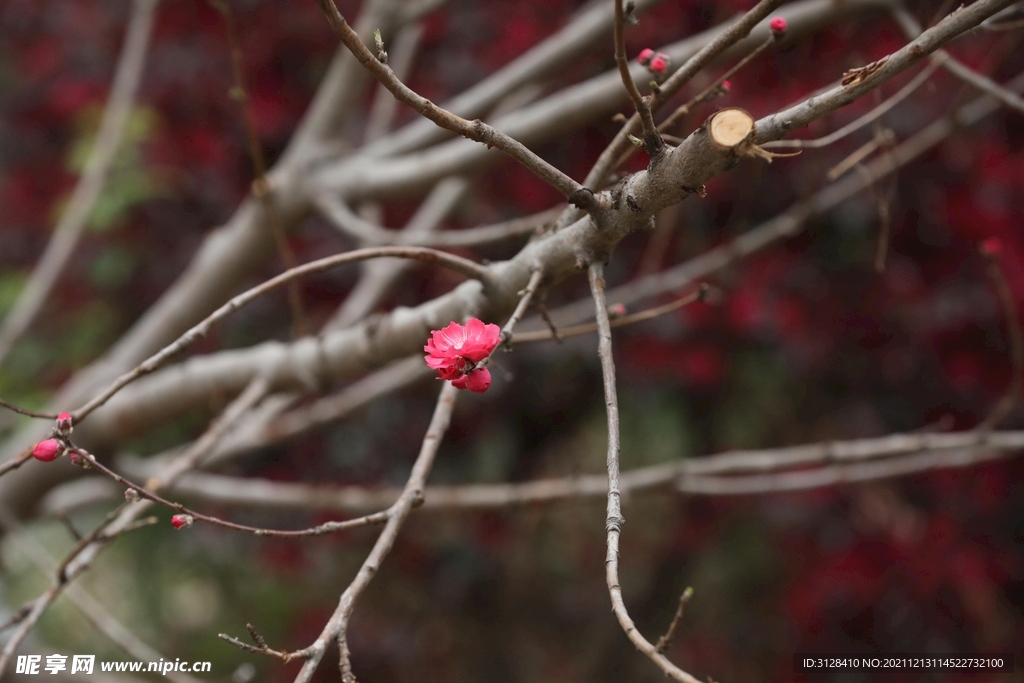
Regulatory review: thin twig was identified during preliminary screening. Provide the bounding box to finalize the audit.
[514,284,707,343]
[501,269,545,345]
[0,0,159,369]
[3,518,200,683]
[218,630,309,663]
[81,447,390,537]
[0,399,56,420]
[613,0,662,155]
[0,376,268,680]
[290,382,459,683]
[318,194,561,248]
[606,33,775,175]
[892,8,1024,115]
[658,35,773,135]
[580,0,785,195]
[284,269,544,681]
[763,58,944,149]
[537,70,1024,332]
[0,502,148,676]
[312,0,588,204]
[166,429,1024,513]
[589,262,702,683]
[211,0,308,338]
[656,587,694,653]
[977,248,1023,431]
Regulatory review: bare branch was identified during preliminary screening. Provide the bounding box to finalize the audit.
[656,587,694,653]
[73,247,493,422]
[166,430,1024,512]
[501,269,545,345]
[613,0,663,155]
[589,262,701,683]
[581,0,786,193]
[325,178,470,329]
[0,399,55,420]
[210,0,308,337]
[0,374,268,680]
[756,0,1017,143]
[514,285,707,343]
[3,524,201,683]
[318,194,560,248]
[763,57,944,149]
[977,246,1023,431]
[540,70,1024,330]
[0,0,159,369]
[313,0,587,202]
[293,382,459,683]
[892,8,1024,115]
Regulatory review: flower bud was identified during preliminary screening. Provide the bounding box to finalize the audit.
[637,48,654,65]
[769,17,788,36]
[650,56,667,73]
[170,514,194,530]
[125,488,141,503]
[31,439,61,462]
[56,411,72,434]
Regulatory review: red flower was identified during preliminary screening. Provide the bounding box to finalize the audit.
[31,439,61,462]
[424,318,500,393]
[170,514,194,530]
[769,17,788,34]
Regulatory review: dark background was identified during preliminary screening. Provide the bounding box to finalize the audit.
[1,0,1022,681]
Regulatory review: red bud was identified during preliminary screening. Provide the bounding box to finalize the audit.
[31,439,61,462]
[170,514,194,530]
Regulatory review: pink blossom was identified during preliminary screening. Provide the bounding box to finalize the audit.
[424,318,500,392]
[769,17,788,33]
[31,439,61,462]
[650,55,667,73]
[637,48,654,65]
